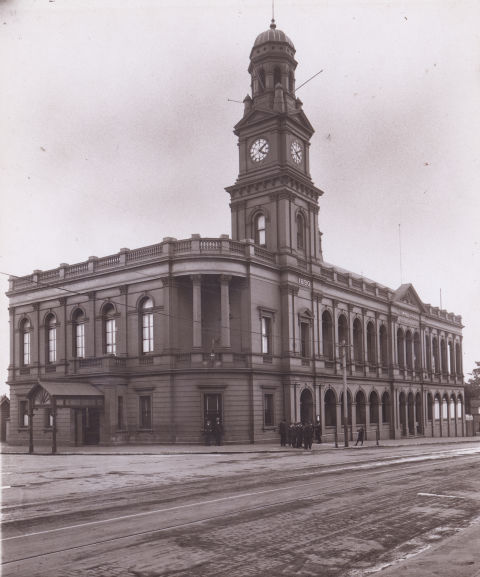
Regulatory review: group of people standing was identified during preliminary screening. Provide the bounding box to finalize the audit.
[279,419,321,450]
[204,417,223,446]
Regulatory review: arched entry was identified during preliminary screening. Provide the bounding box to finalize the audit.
[407,392,415,435]
[300,388,313,423]
[324,389,336,427]
[399,392,407,436]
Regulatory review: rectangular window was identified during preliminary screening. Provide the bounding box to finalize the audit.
[23,331,31,365]
[434,400,440,420]
[139,396,151,429]
[118,396,124,430]
[261,316,271,355]
[19,400,29,427]
[204,393,222,423]
[45,408,53,428]
[142,312,154,353]
[300,322,310,357]
[48,327,56,363]
[76,323,85,358]
[264,393,274,427]
[106,319,116,355]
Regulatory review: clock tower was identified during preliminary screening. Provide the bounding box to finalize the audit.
[226,19,324,268]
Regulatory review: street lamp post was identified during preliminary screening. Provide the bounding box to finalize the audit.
[340,340,349,448]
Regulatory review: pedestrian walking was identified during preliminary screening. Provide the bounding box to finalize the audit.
[279,419,288,446]
[214,416,223,446]
[304,421,313,450]
[355,426,364,446]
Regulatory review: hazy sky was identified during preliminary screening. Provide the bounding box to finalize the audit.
[1,0,479,396]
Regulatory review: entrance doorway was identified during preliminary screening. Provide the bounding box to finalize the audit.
[300,388,313,423]
[75,408,100,445]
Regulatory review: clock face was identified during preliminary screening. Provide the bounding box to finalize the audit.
[250,138,269,162]
[291,140,302,164]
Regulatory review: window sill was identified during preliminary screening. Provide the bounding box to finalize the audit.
[262,426,276,431]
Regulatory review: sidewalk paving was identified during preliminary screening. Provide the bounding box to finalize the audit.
[2,435,479,456]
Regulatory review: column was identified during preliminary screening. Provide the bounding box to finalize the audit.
[348,305,354,376]
[191,275,202,349]
[375,312,381,378]
[220,275,231,348]
[362,308,368,376]
[58,297,67,370]
[33,302,40,369]
[332,300,339,373]
[8,307,15,381]
[412,397,417,436]
[313,294,322,358]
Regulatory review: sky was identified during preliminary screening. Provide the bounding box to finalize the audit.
[1,0,479,396]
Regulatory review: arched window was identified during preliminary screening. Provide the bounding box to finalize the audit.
[45,314,56,364]
[434,394,440,420]
[427,393,433,421]
[141,297,154,354]
[425,335,432,371]
[457,396,463,418]
[338,315,348,353]
[367,322,375,365]
[382,392,390,423]
[397,328,405,368]
[296,213,305,251]
[432,337,439,373]
[356,390,366,425]
[288,71,295,93]
[414,332,421,370]
[103,303,116,355]
[273,66,281,87]
[448,341,455,375]
[449,395,455,420]
[379,325,388,366]
[324,389,336,427]
[442,395,448,419]
[322,310,334,360]
[369,391,379,424]
[258,68,266,93]
[405,330,413,369]
[455,342,462,376]
[353,318,363,364]
[20,318,31,366]
[340,391,352,426]
[440,340,447,375]
[72,309,85,358]
[254,213,266,247]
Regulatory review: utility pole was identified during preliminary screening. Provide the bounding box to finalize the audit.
[340,340,349,447]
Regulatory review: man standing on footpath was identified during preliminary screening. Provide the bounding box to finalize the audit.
[279,419,288,446]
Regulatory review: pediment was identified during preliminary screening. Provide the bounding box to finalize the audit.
[392,283,426,312]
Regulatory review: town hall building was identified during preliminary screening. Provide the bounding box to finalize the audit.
[5,20,465,448]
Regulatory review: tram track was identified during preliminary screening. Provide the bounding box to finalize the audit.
[2,452,478,570]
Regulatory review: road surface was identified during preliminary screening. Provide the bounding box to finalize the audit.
[2,442,480,576]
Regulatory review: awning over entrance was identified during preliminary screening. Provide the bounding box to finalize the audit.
[28,380,104,409]
[26,380,104,454]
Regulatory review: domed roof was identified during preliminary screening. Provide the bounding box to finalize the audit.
[253,19,295,50]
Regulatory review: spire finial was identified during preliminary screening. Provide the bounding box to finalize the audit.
[270,0,276,29]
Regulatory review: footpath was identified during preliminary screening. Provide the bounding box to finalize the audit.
[1,435,479,455]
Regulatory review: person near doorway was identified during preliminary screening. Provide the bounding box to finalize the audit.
[214,417,223,446]
[355,426,364,446]
[204,419,213,446]
[279,419,288,446]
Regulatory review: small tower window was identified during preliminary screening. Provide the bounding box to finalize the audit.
[254,214,266,247]
[296,213,305,251]
[273,66,281,87]
[289,71,295,93]
[258,68,266,93]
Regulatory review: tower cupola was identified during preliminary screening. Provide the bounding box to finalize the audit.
[249,19,298,108]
